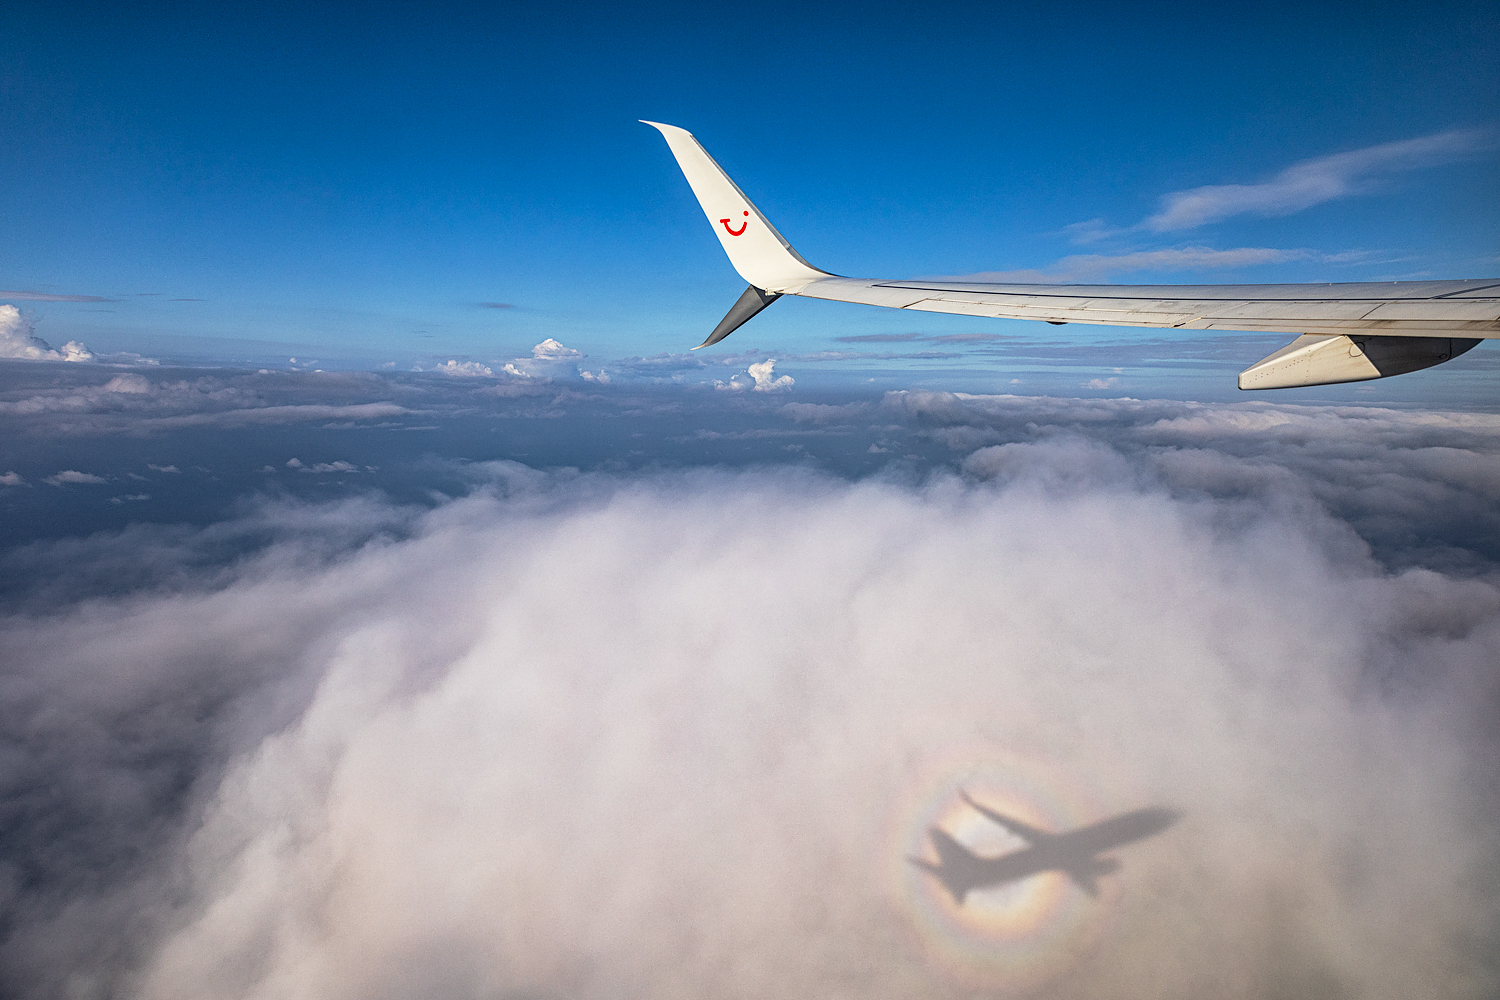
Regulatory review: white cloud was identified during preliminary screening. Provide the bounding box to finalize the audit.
[1082,376,1121,390]
[42,470,108,485]
[0,371,405,431]
[0,370,411,431]
[147,464,180,473]
[719,359,796,392]
[1144,129,1493,231]
[0,471,27,487]
[1027,130,1494,277]
[142,403,408,430]
[102,374,150,393]
[532,338,583,361]
[1,458,1494,998]
[747,359,793,392]
[298,461,360,474]
[1060,217,1122,245]
[0,305,93,362]
[432,360,495,377]
[484,339,589,381]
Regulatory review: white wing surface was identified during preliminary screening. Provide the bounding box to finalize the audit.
[643,122,1499,389]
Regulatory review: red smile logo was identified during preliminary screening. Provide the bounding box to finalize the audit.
[720,211,748,236]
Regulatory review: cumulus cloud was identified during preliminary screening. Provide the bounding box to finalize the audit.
[0,471,27,487]
[717,358,795,393]
[519,339,584,379]
[747,359,793,392]
[0,447,1497,1000]
[532,338,583,361]
[462,339,592,381]
[0,305,93,362]
[1145,128,1493,231]
[431,360,495,377]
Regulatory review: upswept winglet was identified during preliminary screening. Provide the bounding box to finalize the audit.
[641,121,830,294]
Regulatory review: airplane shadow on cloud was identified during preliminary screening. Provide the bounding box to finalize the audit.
[912,792,1180,902]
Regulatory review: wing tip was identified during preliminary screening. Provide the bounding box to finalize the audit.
[639,119,682,136]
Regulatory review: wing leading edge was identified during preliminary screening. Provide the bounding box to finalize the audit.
[642,122,1499,389]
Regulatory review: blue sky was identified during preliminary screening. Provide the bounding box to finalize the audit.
[2,1,1496,386]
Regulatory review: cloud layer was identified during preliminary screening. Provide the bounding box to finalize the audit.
[1,391,1497,999]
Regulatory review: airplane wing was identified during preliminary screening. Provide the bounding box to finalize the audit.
[642,121,1500,389]
[960,791,1054,844]
[910,828,981,904]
